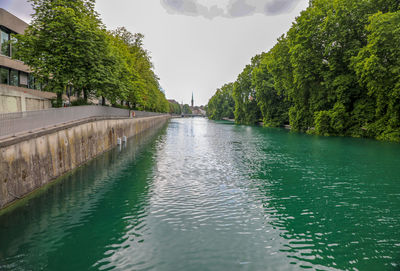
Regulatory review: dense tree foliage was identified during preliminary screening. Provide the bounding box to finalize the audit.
[232,55,262,125]
[108,27,169,112]
[169,102,182,115]
[254,49,290,127]
[15,0,169,112]
[206,83,234,120]
[207,0,400,141]
[182,104,192,115]
[352,11,400,141]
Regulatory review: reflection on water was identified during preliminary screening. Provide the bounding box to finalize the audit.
[0,124,165,270]
[0,118,399,271]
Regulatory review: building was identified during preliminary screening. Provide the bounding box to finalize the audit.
[191,106,206,116]
[0,8,31,89]
[0,8,54,113]
[167,99,180,105]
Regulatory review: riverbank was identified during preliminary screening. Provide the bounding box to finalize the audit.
[0,115,170,210]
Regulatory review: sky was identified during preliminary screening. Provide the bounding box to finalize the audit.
[0,0,309,106]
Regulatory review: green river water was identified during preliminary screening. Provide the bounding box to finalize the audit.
[0,118,399,271]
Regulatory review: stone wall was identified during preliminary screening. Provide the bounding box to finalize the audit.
[0,115,170,209]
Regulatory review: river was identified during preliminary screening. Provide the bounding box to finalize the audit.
[0,118,399,271]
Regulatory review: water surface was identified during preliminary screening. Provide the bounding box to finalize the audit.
[0,118,399,270]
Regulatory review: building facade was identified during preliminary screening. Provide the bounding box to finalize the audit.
[0,8,32,88]
[0,8,53,113]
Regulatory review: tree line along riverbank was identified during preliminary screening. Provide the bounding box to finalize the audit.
[12,0,179,114]
[206,0,400,142]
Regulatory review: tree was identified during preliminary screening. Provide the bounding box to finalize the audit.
[15,0,170,112]
[281,0,395,135]
[169,102,181,115]
[232,55,262,125]
[206,0,400,141]
[110,27,169,112]
[206,83,234,120]
[15,0,110,106]
[182,104,192,115]
[253,52,290,127]
[352,11,400,141]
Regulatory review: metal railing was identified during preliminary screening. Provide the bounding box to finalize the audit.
[0,105,166,139]
[132,110,166,118]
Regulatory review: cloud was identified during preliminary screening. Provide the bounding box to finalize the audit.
[160,0,303,19]
[264,0,300,15]
[228,0,256,17]
[161,0,225,19]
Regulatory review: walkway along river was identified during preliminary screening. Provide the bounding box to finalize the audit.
[0,118,399,270]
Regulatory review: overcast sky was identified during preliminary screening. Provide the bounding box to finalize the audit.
[1,0,309,105]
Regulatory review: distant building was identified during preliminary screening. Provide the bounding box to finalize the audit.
[191,92,194,107]
[0,8,55,113]
[167,99,179,105]
[190,105,206,116]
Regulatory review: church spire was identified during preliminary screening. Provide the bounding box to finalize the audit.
[191,92,194,107]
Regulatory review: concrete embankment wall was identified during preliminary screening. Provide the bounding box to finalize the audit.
[0,115,170,209]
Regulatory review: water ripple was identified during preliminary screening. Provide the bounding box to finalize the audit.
[1,119,400,270]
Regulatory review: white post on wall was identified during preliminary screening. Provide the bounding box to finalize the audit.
[20,93,26,112]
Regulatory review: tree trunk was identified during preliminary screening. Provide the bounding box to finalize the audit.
[56,92,63,107]
[102,96,106,106]
[83,89,88,102]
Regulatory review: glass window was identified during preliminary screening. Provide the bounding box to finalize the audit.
[30,75,42,90]
[0,67,9,85]
[20,72,28,87]
[10,69,18,86]
[28,74,35,89]
[11,36,17,59]
[35,79,43,90]
[1,29,10,56]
